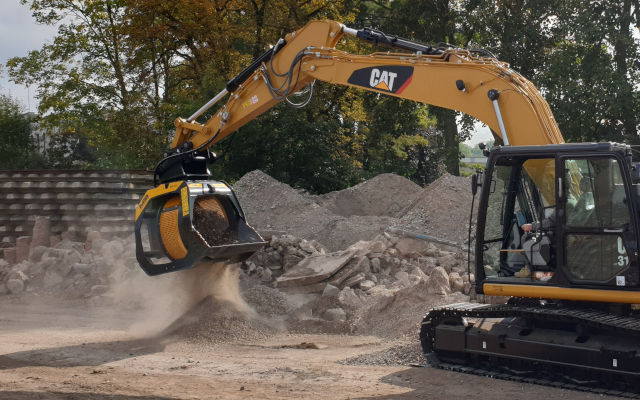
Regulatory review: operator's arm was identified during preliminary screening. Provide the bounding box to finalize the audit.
[172,20,563,155]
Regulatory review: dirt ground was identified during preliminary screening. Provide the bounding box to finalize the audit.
[0,298,617,400]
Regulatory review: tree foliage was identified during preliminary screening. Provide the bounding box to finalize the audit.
[0,95,40,169]
[4,0,640,190]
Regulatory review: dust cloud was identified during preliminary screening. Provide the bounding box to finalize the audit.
[108,260,252,335]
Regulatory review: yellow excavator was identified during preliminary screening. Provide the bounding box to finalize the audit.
[134,20,640,392]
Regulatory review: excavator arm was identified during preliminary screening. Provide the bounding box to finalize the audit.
[136,19,563,276]
[171,20,562,155]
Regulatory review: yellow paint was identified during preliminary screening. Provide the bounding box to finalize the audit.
[484,283,640,304]
[135,181,183,221]
[159,208,187,260]
[181,187,189,217]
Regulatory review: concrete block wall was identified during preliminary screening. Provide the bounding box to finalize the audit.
[0,170,153,244]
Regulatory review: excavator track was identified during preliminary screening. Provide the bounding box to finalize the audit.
[420,301,640,398]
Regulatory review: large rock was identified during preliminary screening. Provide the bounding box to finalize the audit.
[322,283,340,297]
[15,236,31,263]
[359,280,376,291]
[427,266,450,295]
[276,250,355,288]
[338,287,364,309]
[395,237,434,258]
[29,246,48,263]
[328,256,369,287]
[30,217,51,251]
[449,272,465,293]
[343,272,366,288]
[3,248,16,265]
[283,254,303,270]
[85,231,103,251]
[6,279,24,294]
[370,257,381,273]
[394,271,411,287]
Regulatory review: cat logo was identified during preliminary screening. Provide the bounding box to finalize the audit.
[347,65,414,94]
[369,69,397,91]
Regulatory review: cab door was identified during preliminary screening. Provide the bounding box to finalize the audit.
[558,155,639,287]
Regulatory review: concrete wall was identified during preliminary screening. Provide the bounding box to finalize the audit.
[0,170,153,244]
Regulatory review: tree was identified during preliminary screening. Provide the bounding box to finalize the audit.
[7,0,168,169]
[0,95,40,169]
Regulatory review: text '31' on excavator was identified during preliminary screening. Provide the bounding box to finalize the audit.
[134,19,640,392]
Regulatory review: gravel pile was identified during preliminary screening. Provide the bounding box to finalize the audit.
[233,170,398,251]
[340,342,426,366]
[313,173,423,218]
[163,296,282,344]
[394,173,474,245]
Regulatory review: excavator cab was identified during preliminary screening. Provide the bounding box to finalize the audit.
[134,151,264,276]
[475,142,640,298]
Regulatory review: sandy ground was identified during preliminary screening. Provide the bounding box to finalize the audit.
[0,298,619,400]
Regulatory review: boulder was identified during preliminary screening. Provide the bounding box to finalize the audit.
[299,240,316,254]
[3,248,16,265]
[85,231,103,251]
[276,250,355,288]
[359,280,376,291]
[329,256,368,287]
[0,283,7,295]
[394,237,433,258]
[394,271,411,287]
[6,279,24,294]
[72,263,93,275]
[323,308,347,322]
[261,268,273,282]
[322,283,340,297]
[30,217,51,251]
[448,272,465,293]
[343,272,366,288]
[427,266,450,295]
[49,235,61,247]
[438,252,458,272]
[370,257,381,273]
[0,259,8,270]
[283,254,303,270]
[338,287,363,309]
[29,246,48,263]
[369,240,386,254]
[15,236,31,263]
[9,270,28,282]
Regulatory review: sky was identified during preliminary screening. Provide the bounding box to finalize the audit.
[0,0,492,144]
[0,0,57,113]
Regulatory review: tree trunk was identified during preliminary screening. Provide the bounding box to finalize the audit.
[433,107,460,175]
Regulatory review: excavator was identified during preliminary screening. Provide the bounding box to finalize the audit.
[134,20,640,393]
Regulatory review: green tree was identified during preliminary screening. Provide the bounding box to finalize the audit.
[7,0,168,169]
[0,95,39,169]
